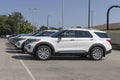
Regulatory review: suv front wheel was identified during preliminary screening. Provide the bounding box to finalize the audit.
[90,47,104,60]
[36,45,52,60]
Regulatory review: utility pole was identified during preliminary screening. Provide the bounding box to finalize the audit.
[107,5,120,30]
[88,0,91,28]
[30,8,38,33]
[47,15,49,29]
[91,10,93,27]
[62,0,64,29]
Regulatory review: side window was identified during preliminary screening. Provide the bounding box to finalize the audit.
[61,30,76,37]
[42,32,55,36]
[77,31,93,38]
[94,32,109,38]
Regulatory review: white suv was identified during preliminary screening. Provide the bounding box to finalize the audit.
[24,28,112,60]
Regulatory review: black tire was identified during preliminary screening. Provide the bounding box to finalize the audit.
[36,45,52,60]
[90,47,104,61]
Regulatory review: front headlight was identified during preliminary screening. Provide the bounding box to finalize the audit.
[30,39,40,42]
[25,39,40,45]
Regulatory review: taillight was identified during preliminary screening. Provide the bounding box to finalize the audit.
[107,39,112,44]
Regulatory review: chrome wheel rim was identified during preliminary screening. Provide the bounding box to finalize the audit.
[37,47,50,60]
[92,47,103,60]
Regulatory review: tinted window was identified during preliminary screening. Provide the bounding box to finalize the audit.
[77,31,93,38]
[41,31,55,36]
[61,30,76,37]
[51,30,66,37]
[95,32,109,38]
[35,31,55,36]
[34,31,43,36]
[32,31,41,36]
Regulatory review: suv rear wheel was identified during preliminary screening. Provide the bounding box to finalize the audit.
[36,45,52,60]
[90,47,104,60]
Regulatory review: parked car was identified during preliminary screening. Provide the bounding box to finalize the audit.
[24,28,112,61]
[8,31,40,44]
[8,34,26,44]
[6,35,12,38]
[15,30,58,52]
[6,34,18,38]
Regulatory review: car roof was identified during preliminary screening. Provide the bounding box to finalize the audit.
[65,28,106,33]
[44,30,58,32]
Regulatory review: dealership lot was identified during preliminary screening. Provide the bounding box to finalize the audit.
[0,38,120,80]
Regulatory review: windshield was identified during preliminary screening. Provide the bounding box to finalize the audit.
[24,33,33,36]
[35,31,56,37]
[51,30,66,37]
[32,31,41,36]
[34,31,43,36]
[16,34,25,37]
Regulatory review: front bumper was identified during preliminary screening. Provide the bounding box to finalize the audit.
[24,44,34,55]
[9,42,17,48]
[15,40,27,49]
[24,48,33,55]
[15,42,22,49]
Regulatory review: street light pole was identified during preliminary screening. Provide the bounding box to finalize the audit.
[47,15,49,29]
[107,5,120,30]
[91,10,93,27]
[88,0,91,28]
[62,0,64,29]
[31,8,37,33]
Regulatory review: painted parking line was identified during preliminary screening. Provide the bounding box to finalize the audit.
[16,54,36,80]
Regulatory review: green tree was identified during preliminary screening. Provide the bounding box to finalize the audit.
[19,20,35,33]
[49,27,59,30]
[76,26,82,28]
[0,12,37,36]
[0,15,11,36]
[7,12,24,34]
[39,26,61,31]
[40,25,48,31]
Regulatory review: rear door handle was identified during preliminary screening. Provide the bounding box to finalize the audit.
[70,39,75,41]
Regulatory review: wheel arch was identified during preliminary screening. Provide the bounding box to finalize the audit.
[88,43,106,57]
[33,42,55,56]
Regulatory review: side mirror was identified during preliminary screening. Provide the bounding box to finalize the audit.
[57,35,63,43]
[58,34,65,38]
[58,35,62,39]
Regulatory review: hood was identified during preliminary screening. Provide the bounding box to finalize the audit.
[28,36,51,39]
[19,36,34,39]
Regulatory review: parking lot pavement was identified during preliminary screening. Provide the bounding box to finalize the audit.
[1,38,120,80]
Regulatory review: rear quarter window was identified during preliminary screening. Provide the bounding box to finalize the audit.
[77,31,93,38]
[95,32,109,38]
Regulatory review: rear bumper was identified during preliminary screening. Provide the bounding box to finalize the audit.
[106,49,112,54]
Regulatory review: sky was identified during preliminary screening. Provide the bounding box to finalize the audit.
[0,0,120,29]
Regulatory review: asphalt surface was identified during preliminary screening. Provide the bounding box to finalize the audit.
[1,38,120,80]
